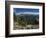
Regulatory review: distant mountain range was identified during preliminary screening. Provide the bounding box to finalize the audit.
[16,14,39,22]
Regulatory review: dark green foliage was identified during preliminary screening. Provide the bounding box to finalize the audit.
[17,16,26,27]
[14,12,17,22]
[14,14,39,26]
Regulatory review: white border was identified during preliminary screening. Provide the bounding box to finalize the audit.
[10,5,43,35]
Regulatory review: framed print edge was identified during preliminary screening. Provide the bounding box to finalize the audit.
[10,5,42,34]
[5,1,45,37]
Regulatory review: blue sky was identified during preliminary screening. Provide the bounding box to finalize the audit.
[14,8,39,15]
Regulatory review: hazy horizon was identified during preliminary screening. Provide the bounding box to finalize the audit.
[14,8,39,15]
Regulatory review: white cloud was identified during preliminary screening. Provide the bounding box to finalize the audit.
[16,12,39,15]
